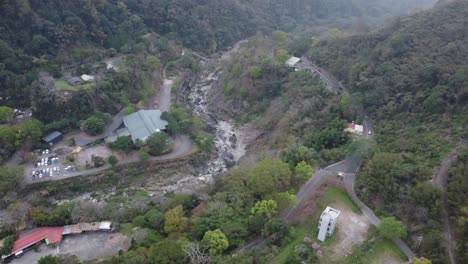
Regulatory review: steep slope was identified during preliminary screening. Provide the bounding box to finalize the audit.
[309,1,467,262]
[0,0,436,102]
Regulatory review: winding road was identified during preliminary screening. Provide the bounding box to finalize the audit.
[26,65,194,185]
[241,57,416,261]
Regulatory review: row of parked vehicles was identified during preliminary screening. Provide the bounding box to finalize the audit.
[31,167,60,179]
[34,156,59,168]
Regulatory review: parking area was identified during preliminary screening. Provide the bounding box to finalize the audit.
[11,232,130,264]
[27,149,65,181]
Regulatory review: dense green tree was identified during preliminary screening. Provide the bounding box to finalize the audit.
[275,49,289,64]
[144,209,165,230]
[0,106,14,123]
[0,235,14,255]
[164,205,188,234]
[378,217,407,239]
[249,200,278,232]
[247,159,292,197]
[192,131,215,151]
[145,55,161,69]
[167,194,196,211]
[138,150,150,161]
[124,105,135,115]
[0,165,23,195]
[149,240,186,264]
[107,155,118,167]
[294,161,313,184]
[81,116,105,136]
[110,136,135,153]
[147,132,170,156]
[261,218,291,246]
[202,229,229,256]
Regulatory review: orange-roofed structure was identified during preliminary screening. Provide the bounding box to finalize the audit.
[8,227,64,257]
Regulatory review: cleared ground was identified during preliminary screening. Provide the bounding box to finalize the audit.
[329,203,370,260]
[11,232,130,264]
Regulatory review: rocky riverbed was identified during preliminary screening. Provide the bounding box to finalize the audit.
[161,41,249,193]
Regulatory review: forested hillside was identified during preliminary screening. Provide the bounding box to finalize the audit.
[309,0,468,262]
[0,0,435,102]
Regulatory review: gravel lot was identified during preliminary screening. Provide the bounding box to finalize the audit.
[11,232,130,264]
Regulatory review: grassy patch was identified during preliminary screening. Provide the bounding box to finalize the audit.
[343,230,406,264]
[55,79,77,91]
[55,79,96,91]
[269,187,355,264]
[322,187,359,213]
[268,187,405,264]
[120,223,134,236]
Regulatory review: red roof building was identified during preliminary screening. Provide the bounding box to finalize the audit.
[347,123,355,130]
[9,227,64,256]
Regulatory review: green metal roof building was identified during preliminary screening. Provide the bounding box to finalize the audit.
[123,110,168,143]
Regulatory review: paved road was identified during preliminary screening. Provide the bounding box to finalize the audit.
[25,135,194,184]
[241,58,415,261]
[242,159,358,251]
[74,109,125,147]
[158,79,173,112]
[344,172,415,260]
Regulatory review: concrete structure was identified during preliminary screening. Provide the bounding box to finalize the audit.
[286,56,301,68]
[105,127,131,143]
[41,131,63,145]
[317,206,340,241]
[66,76,82,86]
[123,110,168,143]
[80,74,95,81]
[345,122,364,135]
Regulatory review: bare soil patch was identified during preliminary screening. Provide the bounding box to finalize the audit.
[329,202,370,260]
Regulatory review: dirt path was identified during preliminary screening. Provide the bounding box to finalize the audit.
[432,142,468,264]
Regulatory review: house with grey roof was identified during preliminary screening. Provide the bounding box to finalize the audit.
[123,110,168,143]
[66,76,82,86]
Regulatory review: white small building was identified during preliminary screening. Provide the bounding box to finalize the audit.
[285,56,301,68]
[345,122,364,135]
[318,206,340,241]
[80,74,95,81]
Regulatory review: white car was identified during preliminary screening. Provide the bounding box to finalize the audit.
[368,131,372,135]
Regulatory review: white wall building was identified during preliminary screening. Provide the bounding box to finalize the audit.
[285,56,301,68]
[317,206,340,241]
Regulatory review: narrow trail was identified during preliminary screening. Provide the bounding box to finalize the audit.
[433,142,468,264]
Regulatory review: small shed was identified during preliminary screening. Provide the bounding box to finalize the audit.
[66,77,82,86]
[80,74,95,81]
[285,56,301,68]
[42,131,63,145]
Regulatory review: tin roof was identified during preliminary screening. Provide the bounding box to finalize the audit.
[10,227,64,255]
[123,110,168,143]
[42,131,62,143]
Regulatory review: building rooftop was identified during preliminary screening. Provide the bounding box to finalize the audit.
[322,206,341,219]
[66,76,81,85]
[123,110,168,143]
[10,227,64,255]
[286,56,301,67]
[80,74,95,81]
[42,131,62,143]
